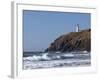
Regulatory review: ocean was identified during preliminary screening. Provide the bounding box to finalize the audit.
[23,51,91,70]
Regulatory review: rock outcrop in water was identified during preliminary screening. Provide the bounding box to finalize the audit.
[45,29,91,52]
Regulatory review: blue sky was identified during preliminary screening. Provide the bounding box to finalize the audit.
[23,10,91,52]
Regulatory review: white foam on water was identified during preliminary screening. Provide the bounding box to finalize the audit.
[23,59,91,70]
[23,52,91,70]
[41,53,50,60]
[23,52,51,61]
[63,54,74,57]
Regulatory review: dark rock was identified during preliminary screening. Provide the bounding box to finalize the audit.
[45,29,91,52]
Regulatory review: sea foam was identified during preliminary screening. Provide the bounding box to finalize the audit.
[23,52,91,70]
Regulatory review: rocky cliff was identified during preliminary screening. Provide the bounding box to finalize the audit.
[45,29,91,52]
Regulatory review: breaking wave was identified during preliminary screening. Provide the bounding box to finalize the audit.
[23,53,51,61]
[23,52,90,61]
[23,52,91,69]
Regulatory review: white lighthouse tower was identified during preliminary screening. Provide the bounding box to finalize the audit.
[76,24,79,32]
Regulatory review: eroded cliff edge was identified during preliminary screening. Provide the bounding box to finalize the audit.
[45,29,91,52]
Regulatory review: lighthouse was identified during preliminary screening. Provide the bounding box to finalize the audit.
[76,24,79,32]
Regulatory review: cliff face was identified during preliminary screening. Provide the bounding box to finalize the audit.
[45,29,91,52]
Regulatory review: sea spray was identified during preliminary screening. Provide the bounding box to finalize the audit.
[23,51,91,69]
